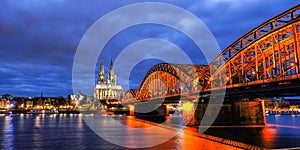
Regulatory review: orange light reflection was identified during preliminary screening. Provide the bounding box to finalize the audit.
[261,125,276,146]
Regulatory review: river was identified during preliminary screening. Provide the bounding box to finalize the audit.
[0,113,299,149]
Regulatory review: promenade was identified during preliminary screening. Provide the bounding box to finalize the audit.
[134,117,262,150]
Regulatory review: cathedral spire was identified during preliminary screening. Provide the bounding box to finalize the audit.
[97,60,106,85]
[108,59,116,85]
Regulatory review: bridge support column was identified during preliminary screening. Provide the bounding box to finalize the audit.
[135,102,167,123]
[182,101,195,126]
[234,100,266,125]
[128,105,135,116]
[193,99,266,125]
[194,103,233,125]
[165,104,170,116]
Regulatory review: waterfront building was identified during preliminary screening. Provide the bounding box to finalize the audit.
[25,101,33,109]
[94,60,124,102]
[71,91,87,106]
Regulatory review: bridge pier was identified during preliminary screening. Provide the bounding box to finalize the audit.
[234,100,266,125]
[194,99,266,125]
[134,101,167,123]
[128,105,135,116]
[181,101,196,126]
[127,98,266,126]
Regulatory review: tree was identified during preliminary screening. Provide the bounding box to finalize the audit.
[1,94,13,100]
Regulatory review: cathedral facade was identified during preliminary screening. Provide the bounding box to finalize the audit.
[94,60,124,101]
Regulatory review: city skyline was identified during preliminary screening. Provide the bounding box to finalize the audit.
[0,1,298,97]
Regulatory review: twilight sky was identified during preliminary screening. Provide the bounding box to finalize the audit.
[0,0,298,97]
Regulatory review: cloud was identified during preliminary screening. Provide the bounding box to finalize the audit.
[0,0,298,96]
[190,0,298,50]
[0,62,72,97]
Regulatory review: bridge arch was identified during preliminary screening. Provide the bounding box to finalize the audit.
[125,63,209,102]
[123,5,300,103]
[123,89,138,104]
[211,5,300,88]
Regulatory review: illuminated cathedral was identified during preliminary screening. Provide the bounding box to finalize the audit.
[94,60,124,101]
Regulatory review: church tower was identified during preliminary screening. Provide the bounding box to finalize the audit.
[97,61,106,85]
[108,59,116,85]
[94,59,123,101]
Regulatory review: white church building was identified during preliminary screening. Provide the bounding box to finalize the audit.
[94,60,124,101]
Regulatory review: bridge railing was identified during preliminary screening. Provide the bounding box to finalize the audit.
[224,74,300,89]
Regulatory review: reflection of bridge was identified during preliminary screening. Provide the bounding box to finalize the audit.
[123,5,300,125]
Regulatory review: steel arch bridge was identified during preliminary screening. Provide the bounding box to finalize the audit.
[123,5,300,104]
[211,4,300,89]
[123,63,209,103]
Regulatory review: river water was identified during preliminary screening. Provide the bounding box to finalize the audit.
[204,115,300,149]
[0,113,299,149]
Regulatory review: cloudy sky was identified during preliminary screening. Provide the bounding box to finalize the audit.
[0,0,298,97]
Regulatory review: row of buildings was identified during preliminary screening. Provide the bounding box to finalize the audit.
[0,60,126,113]
[0,95,76,111]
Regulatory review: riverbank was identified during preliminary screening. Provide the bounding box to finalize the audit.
[135,118,262,150]
[135,114,300,149]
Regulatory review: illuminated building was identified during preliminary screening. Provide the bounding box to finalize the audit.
[94,60,124,101]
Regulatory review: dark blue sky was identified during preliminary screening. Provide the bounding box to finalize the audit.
[0,0,298,97]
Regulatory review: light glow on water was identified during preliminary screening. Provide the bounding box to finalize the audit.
[0,114,300,149]
[2,116,14,150]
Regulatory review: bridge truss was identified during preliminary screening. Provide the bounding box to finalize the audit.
[123,64,209,103]
[123,5,300,103]
[211,5,300,88]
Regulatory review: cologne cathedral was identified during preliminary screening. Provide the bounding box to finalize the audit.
[94,60,124,101]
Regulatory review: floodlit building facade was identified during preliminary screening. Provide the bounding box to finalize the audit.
[94,60,124,101]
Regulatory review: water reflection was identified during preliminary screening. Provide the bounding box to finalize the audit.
[0,114,300,149]
[3,115,14,149]
[203,115,300,149]
[33,115,42,149]
[261,125,276,148]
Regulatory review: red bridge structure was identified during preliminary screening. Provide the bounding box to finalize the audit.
[122,5,300,125]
